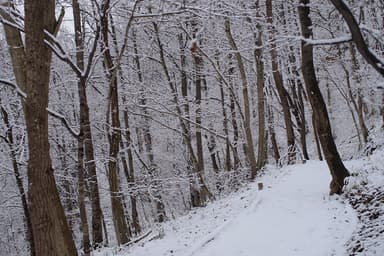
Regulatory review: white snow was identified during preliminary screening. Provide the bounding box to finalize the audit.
[96,161,358,256]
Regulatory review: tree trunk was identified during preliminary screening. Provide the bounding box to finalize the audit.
[224,18,257,177]
[192,39,207,198]
[101,1,131,244]
[298,0,350,195]
[218,75,231,172]
[227,62,241,169]
[132,29,167,223]
[77,139,91,256]
[155,24,212,207]
[268,105,280,164]
[121,107,141,235]
[24,0,78,254]
[312,113,323,161]
[254,0,267,175]
[72,0,104,247]
[266,0,296,164]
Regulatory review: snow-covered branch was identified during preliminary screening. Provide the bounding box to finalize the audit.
[0,79,80,138]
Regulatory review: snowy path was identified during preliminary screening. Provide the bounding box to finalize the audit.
[97,161,357,256]
[189,161,356,256]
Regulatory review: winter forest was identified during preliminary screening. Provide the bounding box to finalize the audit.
[1,0,384,255]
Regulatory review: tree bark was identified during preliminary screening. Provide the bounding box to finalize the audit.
[266,0,296,164]
[121,107,141,234]
[312,113,323,161]
[298,0,350,195]
[224,18,257,177]
[254,0,267,174]
[24,0,78,254]
[101,1,131,244]
[72,0,103,247]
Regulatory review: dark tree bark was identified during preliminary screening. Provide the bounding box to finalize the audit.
[101,0,131,244]
[268,105,280,164]
[121,107,141,234]
[72,0,103,248]
[298,0,350,195]
[24,0,78,254]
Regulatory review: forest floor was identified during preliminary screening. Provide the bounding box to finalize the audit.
[97,150,384,256]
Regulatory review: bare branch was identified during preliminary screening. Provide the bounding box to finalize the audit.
[0,79,80,138]
[329,0,384,76]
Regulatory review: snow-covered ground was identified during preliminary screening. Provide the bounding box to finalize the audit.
[96,160,363,256]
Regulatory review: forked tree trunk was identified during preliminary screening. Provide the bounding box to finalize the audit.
[24,0,78,254]
[298,0,350,195]
[101,1,131,244]
[224,18,257,177]
[72,0,103,248]
[266,0,296,164]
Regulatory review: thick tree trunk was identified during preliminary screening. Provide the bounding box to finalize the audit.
[24,0,78,254]
[298,0,350,195]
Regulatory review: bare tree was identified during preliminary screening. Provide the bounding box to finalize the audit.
[298,0,350,195]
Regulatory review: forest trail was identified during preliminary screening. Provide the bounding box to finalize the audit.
[189,161,357,256]
[98,161,358,256]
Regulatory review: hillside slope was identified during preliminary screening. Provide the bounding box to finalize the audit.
[97,152,384,256]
